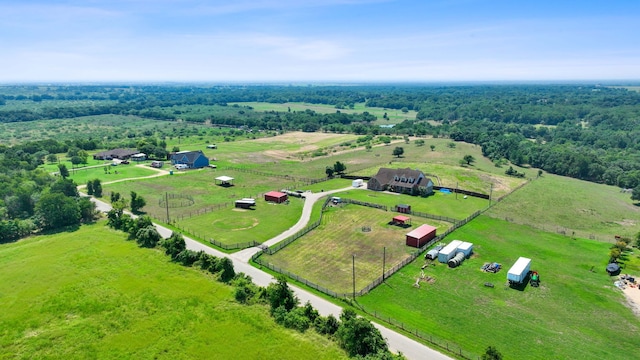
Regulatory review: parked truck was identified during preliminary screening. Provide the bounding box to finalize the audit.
[507,257,531,285]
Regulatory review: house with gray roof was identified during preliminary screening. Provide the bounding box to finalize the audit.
[93,148,138,160]
[367,167,433,196]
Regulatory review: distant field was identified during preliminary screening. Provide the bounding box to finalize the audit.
[485,173,640,241]
[358,216,640,360]
[264,204,449,294]
[228,102,418,125]
[0,222,348,360]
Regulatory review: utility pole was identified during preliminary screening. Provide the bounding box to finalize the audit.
[455,182,458,200]
[352,254,356,300]
[382,247,386,281]
[489,183,493,206]
[165,192,170,222]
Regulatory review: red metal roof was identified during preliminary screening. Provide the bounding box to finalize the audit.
[265,191,287,198]
[393,215,410,222]
[406,224,437,239]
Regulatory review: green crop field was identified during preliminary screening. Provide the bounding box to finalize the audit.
[263,204,450,294]
[0,222,348,360]
[357,216,640,360]
[485,173,640,241]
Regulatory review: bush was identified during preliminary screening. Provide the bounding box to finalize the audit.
[161,232,187,260]
[314,314,340,335]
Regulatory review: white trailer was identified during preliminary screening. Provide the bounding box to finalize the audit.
[352,179,364,188]
[507,257,532,284]
[456,242,473,257]
[437,240,463,263]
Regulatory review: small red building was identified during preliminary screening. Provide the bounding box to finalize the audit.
[405,224,437,248]
[396,204,411,214]
[392,215,411,226]
[264,191,288,203]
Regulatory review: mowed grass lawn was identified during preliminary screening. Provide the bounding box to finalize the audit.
[0,223,348,360]
[264,204,450,294]
[69,164,161,186]
[176,197,305,245]
[357,216,640,360]
[485,173,640,240]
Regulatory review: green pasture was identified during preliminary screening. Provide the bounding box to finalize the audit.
[175,197,304,245]
[41,157,108,173]
[228,102,418,124]
[329,188,488,220]
[0,115,155,144]
[0,222,347,360]
[357,216,640,360]
[485,173,640,241]
[103,169,301,224]
[69,164,161,186]
[197,132,361,171]
[0,114,239,146]
[264,204,450,294]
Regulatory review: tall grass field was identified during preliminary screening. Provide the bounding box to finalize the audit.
[0,222,348,359]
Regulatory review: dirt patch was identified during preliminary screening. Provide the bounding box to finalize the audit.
[623,286,640,316]
[253,131,347,144]
[615,219,637,226]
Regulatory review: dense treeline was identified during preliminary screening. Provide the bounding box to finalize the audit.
[2,84,640,187]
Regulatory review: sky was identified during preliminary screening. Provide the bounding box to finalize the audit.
[1,0,640,83]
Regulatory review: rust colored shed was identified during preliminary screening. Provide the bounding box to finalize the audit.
[405,224,437,248]
[264,191,288,203]
[392,215,411,226]
[396,204,411,214]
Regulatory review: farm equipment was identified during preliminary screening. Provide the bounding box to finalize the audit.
[530,271,540,287]
[481,262,502,273]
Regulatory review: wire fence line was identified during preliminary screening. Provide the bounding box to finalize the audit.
[224,166,327,185]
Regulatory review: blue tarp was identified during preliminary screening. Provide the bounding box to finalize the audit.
[440,188,451,194]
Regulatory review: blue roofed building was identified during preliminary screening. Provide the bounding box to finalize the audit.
[170,150,210,169]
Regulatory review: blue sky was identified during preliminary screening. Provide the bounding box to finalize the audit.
[1,0,639,82]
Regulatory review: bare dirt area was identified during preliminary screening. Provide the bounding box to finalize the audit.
[623,286,640,316]
[253,131,347,144]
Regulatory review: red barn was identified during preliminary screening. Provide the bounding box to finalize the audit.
[405,224,437,248]
[264,191,288,203]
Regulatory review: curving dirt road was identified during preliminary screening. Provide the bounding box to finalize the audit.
[89,182,452,360]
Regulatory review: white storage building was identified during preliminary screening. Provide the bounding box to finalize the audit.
[437,240,463,263]
[507,257,532,284]
[457,242,474,257]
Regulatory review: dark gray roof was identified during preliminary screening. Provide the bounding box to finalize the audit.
[372,167,429,188]
[93,148,137,159]
[171,150,205,163]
